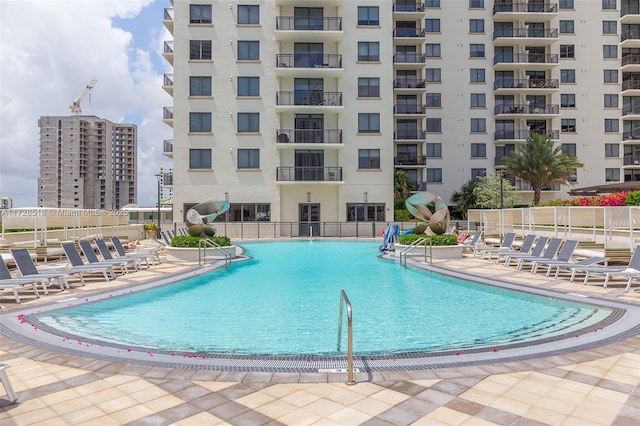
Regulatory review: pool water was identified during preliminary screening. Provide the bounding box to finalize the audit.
[36,240,612,356]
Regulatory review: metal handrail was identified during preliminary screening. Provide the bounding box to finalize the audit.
[399,237,432,266]
[198,239,232,267]
[337,290,355,385]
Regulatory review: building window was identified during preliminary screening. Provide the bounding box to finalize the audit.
[358,113,380,133]
[346,203,385,222]
[603,69,618,83]
[561,69,576,83]
[357,6,379,25]
[425,0,441,7]
[238,41,259,60]
[470,19,484,33]
[426,143,442,157]
[426,93,442,107]
[426,168,443,183]
[559,20,574,34]
[425,19,440,33]
[559,0,574,9]
[189,77,211,96]
[425,43,441,57]
[470,93,486,108]
[189,113,211,132]
[189,149,211,169]
[605,143,619,157]
[237,149,260,168]
[358,149,380,169]
[605,118,619,132]
[606,168,620,182]
[561,143,577,156]
[358,42,380,61]
[604,94,619,108]
[603,21,617,34]
[560,45,575,59]
[471,118,486,133]
[470,68,485,82]
[470,44,485,58]
[603,45,618,59]
[225,203,271,222]
[469,0,484,8]
[238,76,259,96]
[237,113,259,132]
[425,68,441,82]
[190,4,212,24]
[602,0,616,10]
[358,78,380,97]
[561,94,576,107]
[426,118,442,132]
[471,168,486,181]
[561,119,576,133]
[238,5,259,24]
[190,40,212,60]
[471,143,486,158]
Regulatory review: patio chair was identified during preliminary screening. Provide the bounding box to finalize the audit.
[474,232,516,260]
[111,237,161,265]
[550,256,609,279]
[10,249,70,291]
[495,234,537,264]
[530,240,579,274]
[461,230,483,252]
[95,239,144,270]
[570,245,640,288]
[61,243,116,282]
[515,237,563,271]
[502,236,549,267]
[78,241,133,274]
[0,259,42,303]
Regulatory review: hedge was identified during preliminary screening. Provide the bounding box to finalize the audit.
[398,234,458,246]
[170,235,231,248]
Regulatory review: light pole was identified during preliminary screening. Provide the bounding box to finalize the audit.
[500,171,504,209]
[155,173,162,232]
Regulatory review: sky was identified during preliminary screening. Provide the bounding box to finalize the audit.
[0,0,173,207]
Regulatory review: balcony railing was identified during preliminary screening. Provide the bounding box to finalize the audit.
[493,53,559,65]
[163,7,174,21]
[494,104,559,115]
[394,156,426,166]
[622,54,640,66]
[495,155,515,166]
[621,30,640,42]
[163,139,173,153]
[163,107,173,120]
[276,16,342,31]
[276,53,342,68]
[393,52,426,63]
[163,41,174,54]
[623,105,640,116]
[394,78,426,88]
[162,172,174,186]
[621,5,640,17]
[163,74,174,87]
[494,129,559,140]
[393,27,425,37]
[623,80,640,91]
[276,91,342,106]
[494,78,559,89]
[493,2,558,14]
[394,104,426,114]
[623,130,640,141]
[394,130,427,140]
[493,27,558,39]
[276,167,343,182]
[624,155,640,166]
[393,1,425,12]
[276,129,342,144]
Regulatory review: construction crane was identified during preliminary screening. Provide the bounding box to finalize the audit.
[69,78,97,115]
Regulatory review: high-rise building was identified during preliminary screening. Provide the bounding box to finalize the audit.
[38,116,137,209]
[162,0,634,226]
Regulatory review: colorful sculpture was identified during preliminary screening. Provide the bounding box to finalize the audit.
[185,200,230,236]
[405,192,450,235]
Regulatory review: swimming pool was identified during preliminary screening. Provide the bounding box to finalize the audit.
[31,240,615,357]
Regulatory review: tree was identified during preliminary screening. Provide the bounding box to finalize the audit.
[394,170,414,206]
[473,173,521,209]
[503,133,584,205]
[449,180,478,219]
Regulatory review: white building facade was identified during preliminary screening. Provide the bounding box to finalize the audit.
[163,0,637,228]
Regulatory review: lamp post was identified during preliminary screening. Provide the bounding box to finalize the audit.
[500,171,504,209]
[155,173,162,232]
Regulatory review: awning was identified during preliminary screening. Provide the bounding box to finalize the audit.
[568,181,640,196]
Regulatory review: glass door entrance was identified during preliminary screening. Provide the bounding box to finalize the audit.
[299,203,320,236]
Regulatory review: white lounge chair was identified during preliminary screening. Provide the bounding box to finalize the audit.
[61,243,116,282]
[95,239,143,270]
[111,237,161,266]
[530,240,579,274]
[570,245,640,289]
[503,236,549,267]
[0,259,42,303]
[78,241,132,274]
[495,234,537,264]
[10,249,70,291]
[516,238,563,271]
[550,256,609,279]
[474,232,516,259]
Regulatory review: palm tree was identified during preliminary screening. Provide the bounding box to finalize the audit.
[503,133,584,205]
[449,180,478,219]
[394,170,414,206]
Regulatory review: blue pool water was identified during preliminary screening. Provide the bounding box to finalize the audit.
[36,241,611,356]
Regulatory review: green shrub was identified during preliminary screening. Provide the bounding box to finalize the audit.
[394,209,412,221]
[398,234,458,246]
[626,191,640,206]
[170,235,232,248]
[143,223,158,231]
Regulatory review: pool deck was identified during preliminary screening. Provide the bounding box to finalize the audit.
[1,243,639,425]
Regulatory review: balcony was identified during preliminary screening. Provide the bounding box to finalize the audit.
[493,2,558,15]
[623,130,640,141]
[276,53,342,69]
[393,27,425,38]
[493,53,559,66]
[162,41,174,65]
[163,7,174,33]
[393,52,426,64]
[621,5,640,22]
[393,2,426,13]
[623,79,640,94]
[623,105,640,117]
[493,27,558,41]
[394,156,426,166]
[276,167,343,182]
[623,155,640,166]
[494,78,559,92]
[162,73,173,96]
[494,129,560,140]
[394,78,426,89]
[275,17,343,41]
[162,107,173,126]
[494,104,559,115]
[394,104,426,115]
[275,129,342,145]
[622,54,640,71]
[162,172,174,187]
[162,139,173,158]
[276,91,342,109]
[394,130,427,140]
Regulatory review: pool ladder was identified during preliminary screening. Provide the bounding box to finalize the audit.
[337,290,356,385]
[198,239,232,266]
[399,237,433,266]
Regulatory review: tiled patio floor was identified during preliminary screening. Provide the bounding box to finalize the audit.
[0,246,639,425]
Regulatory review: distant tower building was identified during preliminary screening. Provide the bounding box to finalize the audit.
[159,166,174,203]
[0,196,12,209]
[38,116,137,209]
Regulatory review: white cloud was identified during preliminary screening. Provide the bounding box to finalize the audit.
[0,0,172,207]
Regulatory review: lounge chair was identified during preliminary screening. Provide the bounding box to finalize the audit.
[0,259,42,303]
[495,234,537,264]
[95,239,144,270]
[111,237,161,265]
[515,238,563,271]
[461,230,483,252]
[570,245,640,287]
[503,236,549,267]
[10,249,70,291]
[160,231,172,246]
[474,232,516,259]
[61,243,116,281]
[550,256,609,279]
[530,240,579,274]
[78,241,133,274]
